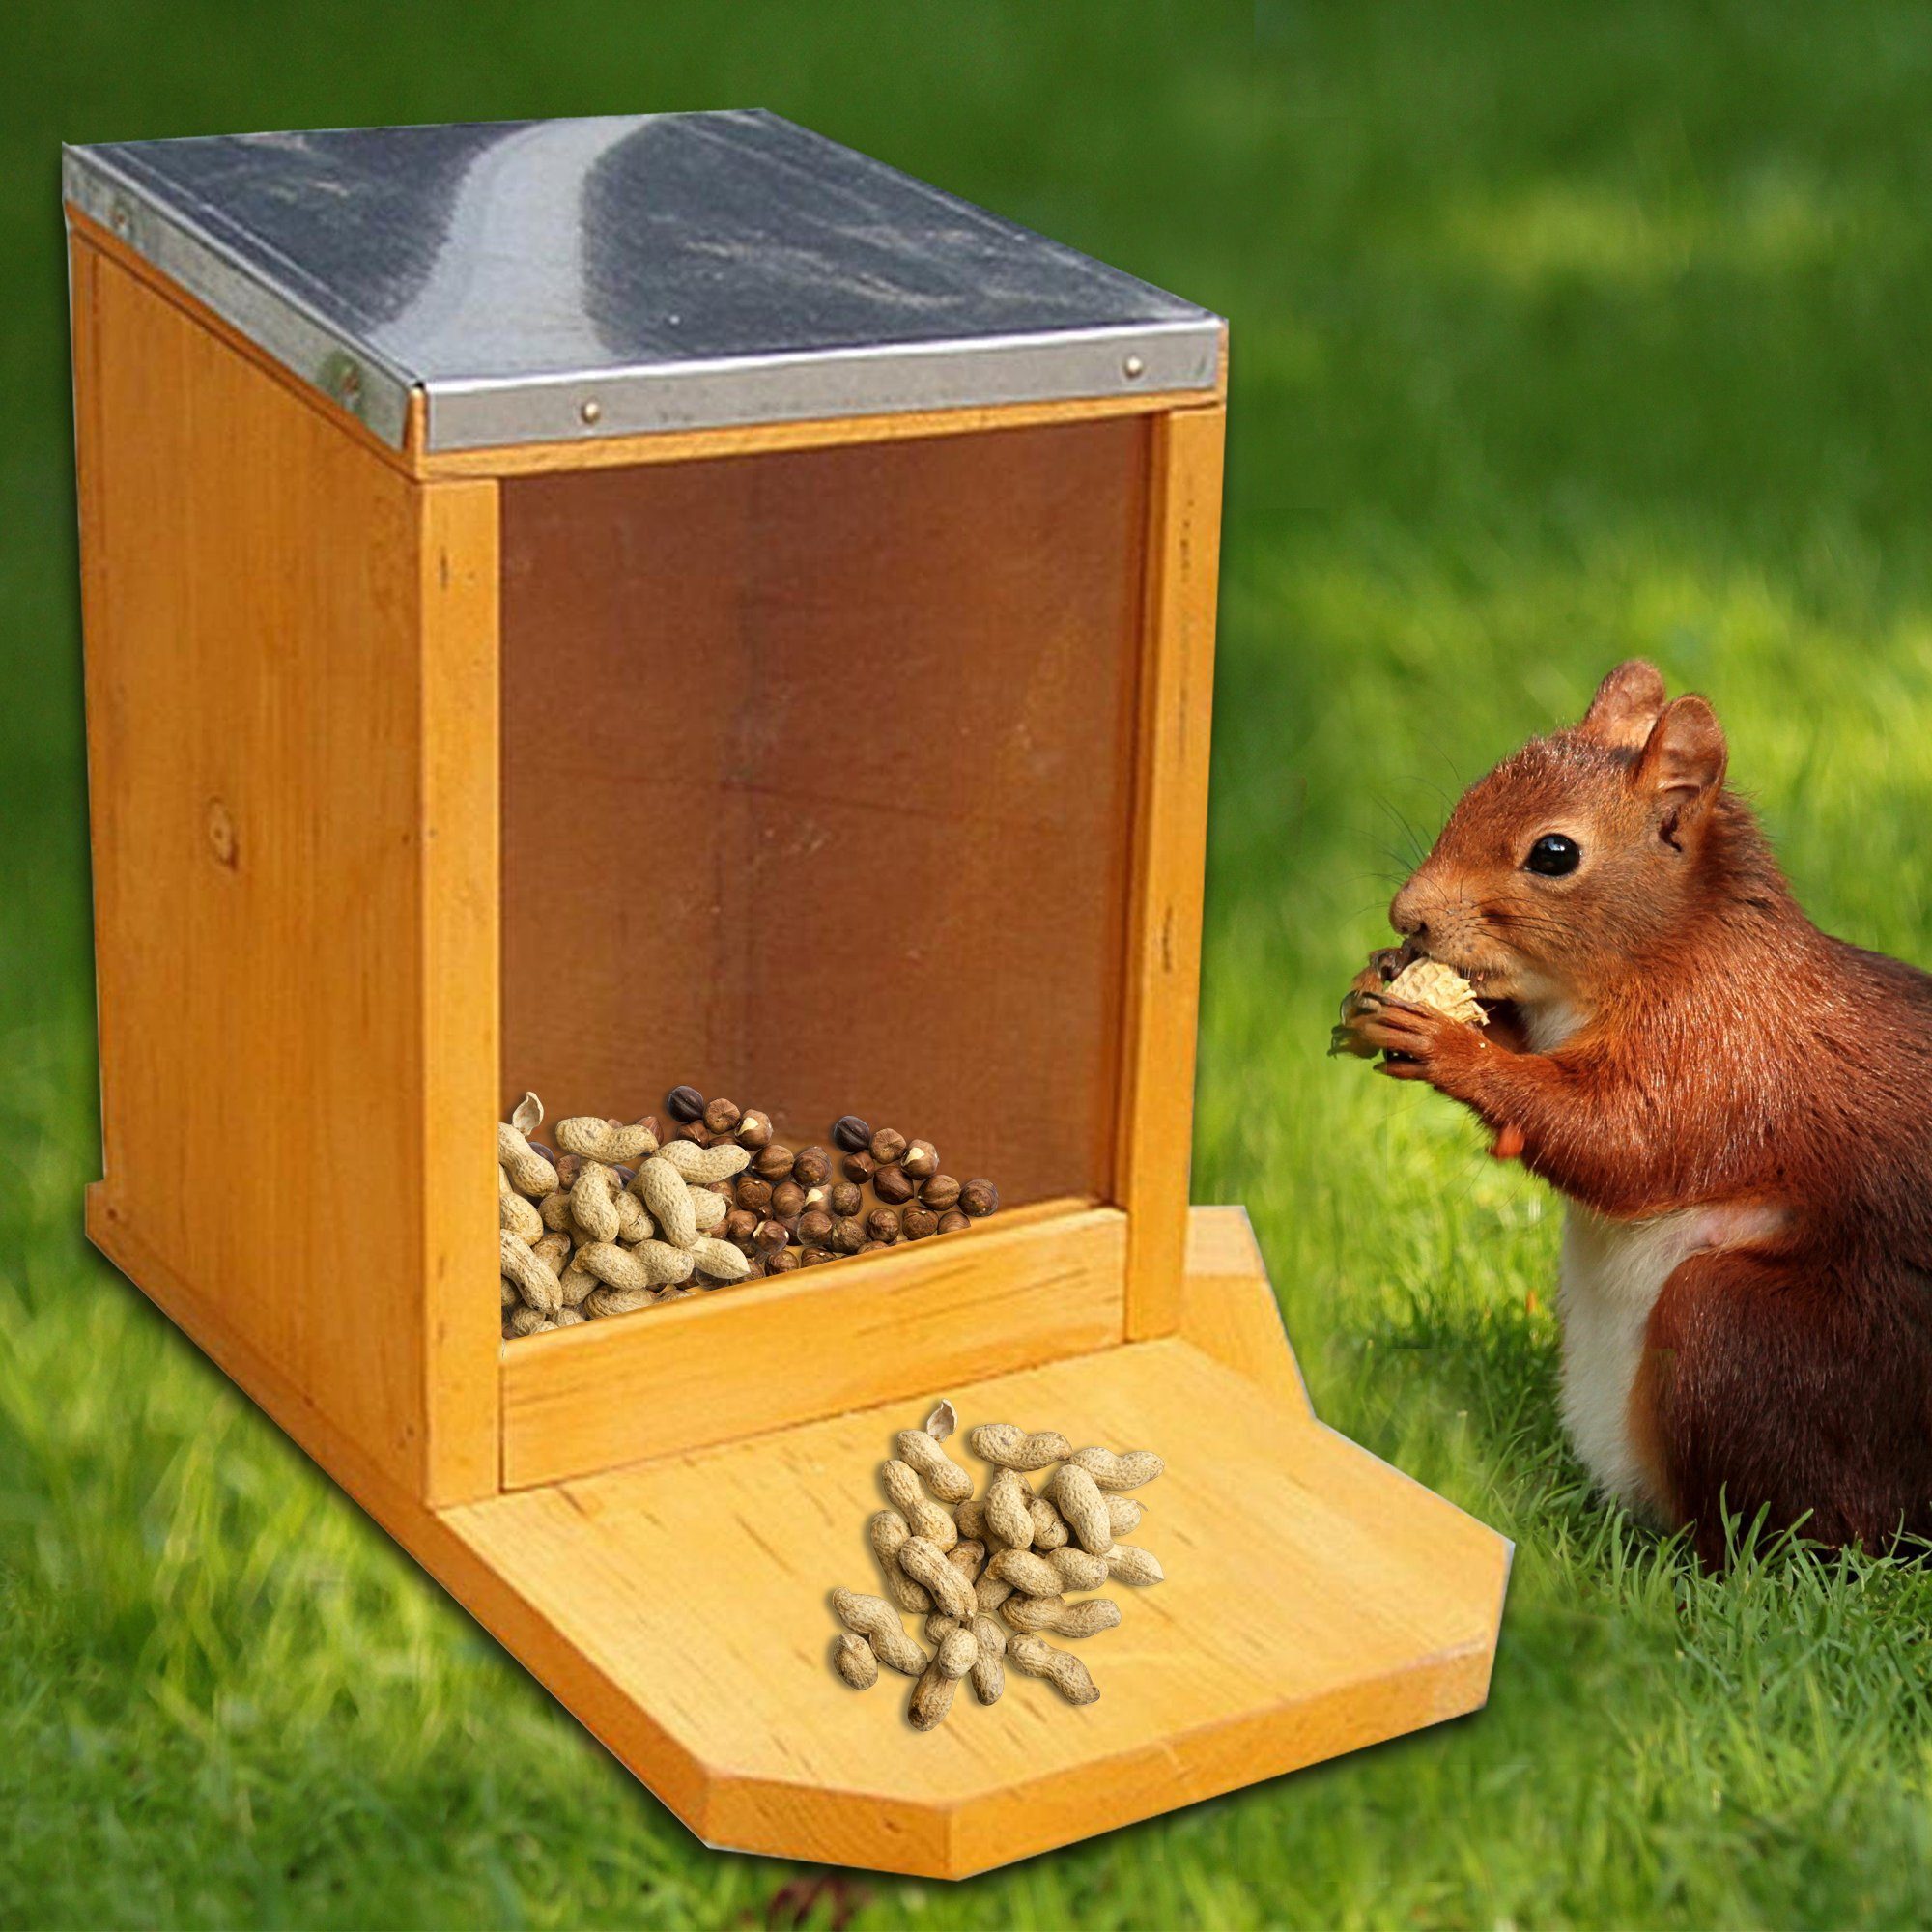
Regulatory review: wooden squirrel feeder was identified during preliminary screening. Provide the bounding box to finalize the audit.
[67,114,1508,1877]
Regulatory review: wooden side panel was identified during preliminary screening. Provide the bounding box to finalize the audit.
[500,1206,1125,1487]
[73,238,499,1502]
[1119,405,1226,1338]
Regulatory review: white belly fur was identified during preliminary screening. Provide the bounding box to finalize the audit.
[1556,1198,1788,1514]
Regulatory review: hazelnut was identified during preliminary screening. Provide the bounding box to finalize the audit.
[902,1138,939,1180]
[829,1180,862,1218]
[736,1108,773,1150]
[868,1127,907,1165]
[674,1119,711,1146]
[921,1174,961,1212]
[771,1180,806,1220]
[736,1174,773,1213]
[798,1208,835,1248]
[792,1145,832,1188]
[842,1150,877,1183]
[765,1248,800,1274]
[800,1246,835,1267]
[937,1208,971,1234]
[866,1207,901,1244]
[960,1179,1000,1217]
[666,1085,705,1123]
[832,1114,872,1153]
[704,1097,741,1135]
[635,1115,662,1145]
[753,1217,792,1253]
[831,1216,867,1254]
[860,1240,890,1254]
[724,1208,759,1249]
[902,1206,940,1241]
[554,1151,582,1187]
[873,1164,916,1206]
[754,1143,795,1180]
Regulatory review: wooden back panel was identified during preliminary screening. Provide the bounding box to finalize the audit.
[498,419,1149,1207]
[72,238,501,1505]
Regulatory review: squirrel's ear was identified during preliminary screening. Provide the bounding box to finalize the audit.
[1576,660,1668,750]
[1635,695,1726,844]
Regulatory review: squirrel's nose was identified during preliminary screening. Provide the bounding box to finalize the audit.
[1389,883,1426,940]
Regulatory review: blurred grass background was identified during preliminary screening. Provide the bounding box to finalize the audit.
[9,2,1932,1926]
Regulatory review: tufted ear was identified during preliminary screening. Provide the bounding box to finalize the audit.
[1635,695,1727,847]
[1576,659,1668,751]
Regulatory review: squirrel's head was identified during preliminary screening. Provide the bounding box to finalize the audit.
[1389,661,1738,1014]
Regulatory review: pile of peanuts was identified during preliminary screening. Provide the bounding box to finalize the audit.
[498,1093,754,1337]
[831,1402,1164,1730]
[497,1088,1003,1339]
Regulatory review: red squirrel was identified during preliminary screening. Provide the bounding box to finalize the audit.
[1343,661,1932,1564]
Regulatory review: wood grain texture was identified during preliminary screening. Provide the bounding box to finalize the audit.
[1180,1206,1312,1415]
[1117,406,1227,1338]
[497,419,1147,1209]
[457,1330,1510,1878]
[501,1206,1126,1487]
[417,481,503,1501]
[73,238,499,1503]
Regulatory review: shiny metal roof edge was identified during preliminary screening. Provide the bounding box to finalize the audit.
[62,124,1224,454]
[63,143,418,446]
[424,315,1221,450]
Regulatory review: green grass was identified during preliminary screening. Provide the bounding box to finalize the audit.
[9,2,1932,1925]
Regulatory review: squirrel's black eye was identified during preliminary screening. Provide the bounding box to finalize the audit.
[1525,833,1581,877]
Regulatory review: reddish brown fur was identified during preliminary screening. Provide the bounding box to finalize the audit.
[1349,661,1932,1563]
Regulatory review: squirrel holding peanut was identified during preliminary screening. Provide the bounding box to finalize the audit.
[1336,661,1932,1565]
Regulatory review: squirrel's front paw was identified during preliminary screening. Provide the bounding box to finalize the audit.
[1355,999,1488,1090]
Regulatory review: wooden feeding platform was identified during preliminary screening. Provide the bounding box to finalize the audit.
[66,113,1509,1879]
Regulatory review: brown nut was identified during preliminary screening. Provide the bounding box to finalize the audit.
[735,1108,773,1150]
[842,1149,877,1183]
[866,1208,901,1244]
[903,1139,939,1180]
[753,1217,792,1253]
[832,1216,867,1255]
[797,1208,835,1248]
[771,1179,806,1219]
[724,1208,759,1249]
[902,1207,940,1241]
[703,1097,740,1135]
[764,1248,800,1274]
[792,1145,832,1188]
[666,1084,705,1123]
[829,1180,863,1218]
[673,1119,712,1146]
[873,1164,916,1206]
[832,1114,872,1153]
[799,1246,836,1267]
[938,1208,971,1235]
[868,1127,907,1165]
[922,1175,961,1212]
[860,1240,890,1253]
[754,1143,794,1181]
[960,1179,1000,1217]
[735,1174,773,1213]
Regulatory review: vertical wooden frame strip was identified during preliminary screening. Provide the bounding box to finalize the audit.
[418,478,502,1502]
[1118,400,1227,1337]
